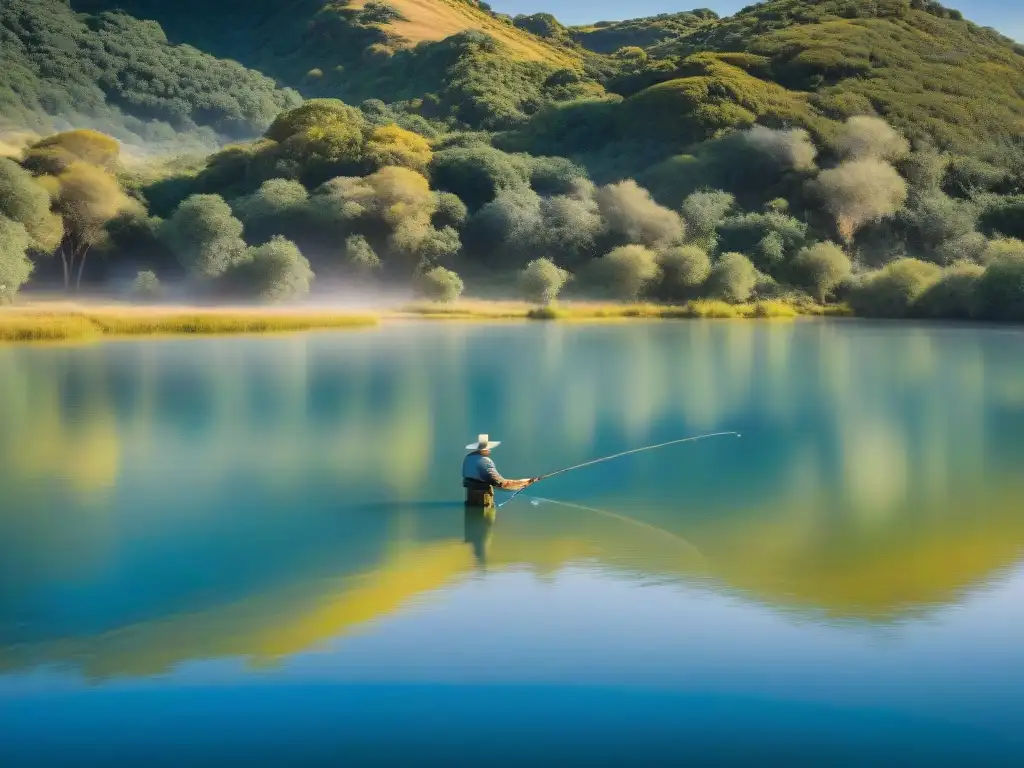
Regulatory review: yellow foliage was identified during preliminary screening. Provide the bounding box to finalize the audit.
[365,124,433,173]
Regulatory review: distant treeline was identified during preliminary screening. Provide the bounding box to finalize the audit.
[1,103,1023,322]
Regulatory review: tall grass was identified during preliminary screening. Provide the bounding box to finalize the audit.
[0,308,378,343]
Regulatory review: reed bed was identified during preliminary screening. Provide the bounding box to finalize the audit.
[0,307,379,342]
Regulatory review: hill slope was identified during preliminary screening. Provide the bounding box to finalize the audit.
[0,0,300,145]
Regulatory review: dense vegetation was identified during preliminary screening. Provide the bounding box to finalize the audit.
[1,0,1022,323]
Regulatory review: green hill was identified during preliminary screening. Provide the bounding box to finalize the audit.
[0,0,300,145]
[1,0,1022,322]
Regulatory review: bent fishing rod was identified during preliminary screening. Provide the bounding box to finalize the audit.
[498,431,742,508]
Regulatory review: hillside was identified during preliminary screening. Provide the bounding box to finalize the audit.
[0,0,300,145]
[0,0,1022,322]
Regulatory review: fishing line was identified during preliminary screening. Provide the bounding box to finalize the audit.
[525,495,708,568]
[498,431,742,508]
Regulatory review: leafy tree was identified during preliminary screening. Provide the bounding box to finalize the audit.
[365,125,433,173]
[0,217,33,303]
[433,192,469,229]
[416,266,464,303]
[850,258,942,318]
[594,180,685,247]
[131,270,162,301]
[718,210,808,273]
[266,100,369,185]
[518,258,571,304]
[789,242,851,302]
[810,158,908,243]
[343,235,381,275]
[899,192,978,263]
[23,130,121,175]
[229,236,314,303]
[706,252,758,302]
[429,146,531,212]
[0,158,62,252]
[161,194,247,280]
[656,245,711,301]
[45,163,136,290]
[234,179,310,241]
[680,190,734,251]
[591,245,661,300]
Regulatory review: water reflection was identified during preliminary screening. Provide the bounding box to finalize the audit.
[1,321,1023,681]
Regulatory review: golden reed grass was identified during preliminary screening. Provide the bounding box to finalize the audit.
[0,307,378,342]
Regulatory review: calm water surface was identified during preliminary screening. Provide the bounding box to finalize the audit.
[2,321,1024,765]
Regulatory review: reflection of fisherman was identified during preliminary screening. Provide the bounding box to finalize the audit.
[464,507,495,566]
[462,434,536,508]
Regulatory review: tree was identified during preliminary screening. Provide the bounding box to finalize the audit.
[238,237,314,303]
[656,245,711,301]
[0,158,62,252]
[790,242,852,302]
[343,235,381,275]
[835,116,910,162]
[23,130,121,175]
[850,258,942,318]
[591,245,661,301]
[810,159,908,243]
[161,194,247,280]
[234,178,310,241]
[518,258,571,304]
[416,266,464,303]
[45,163,136,290]
[131,270,162,301]
[0,216,33,303]
[266,100,368,184]
[429,146,531,212]
[680,190,734,252]
[365,124,433,173]
[706,252,758,303]
[594,180,685,247]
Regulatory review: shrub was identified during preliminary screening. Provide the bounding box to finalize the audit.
[231,236,314,303]
[594,180,685,247]
[810,158,908,243]
[789,242,851,302]
[657,245,711,300]
[706,252,758,303]
[680,190,734,251]
[131,270,162,301]
[518,258,571,304]
[974,255,1024,322]
[416,267,464,303]
[850,258,942,318]
[835,116,910,161]
[982,238,1024,265]
[914,263,983,319]
[590,245,661,300]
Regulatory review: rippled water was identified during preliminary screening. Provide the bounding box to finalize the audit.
[2,320,1024,765]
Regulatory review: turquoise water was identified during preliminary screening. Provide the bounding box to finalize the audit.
[2,320,1024,765]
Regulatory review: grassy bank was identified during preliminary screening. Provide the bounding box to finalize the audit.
[401,299,851,321]
[0,306,379,342]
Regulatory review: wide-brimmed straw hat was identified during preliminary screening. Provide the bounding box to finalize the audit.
[466,433,501,451]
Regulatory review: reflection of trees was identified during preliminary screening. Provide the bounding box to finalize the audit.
[2,321,1024,679]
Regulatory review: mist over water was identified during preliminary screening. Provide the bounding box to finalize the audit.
[1,320,1024,764]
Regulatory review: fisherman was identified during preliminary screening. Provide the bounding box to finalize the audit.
[462,434,536,508]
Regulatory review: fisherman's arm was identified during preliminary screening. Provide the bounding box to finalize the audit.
[483,459,534,491]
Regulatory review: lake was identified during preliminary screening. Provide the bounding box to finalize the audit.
[2,320,1024,765]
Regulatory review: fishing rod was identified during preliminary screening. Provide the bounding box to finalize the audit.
[498,431,742,508]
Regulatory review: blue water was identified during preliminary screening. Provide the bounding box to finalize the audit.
[1,320,1024,765]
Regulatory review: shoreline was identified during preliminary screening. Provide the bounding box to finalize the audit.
[0,299,847,343]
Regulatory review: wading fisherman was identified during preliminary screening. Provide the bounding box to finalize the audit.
[462,434,536,508]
